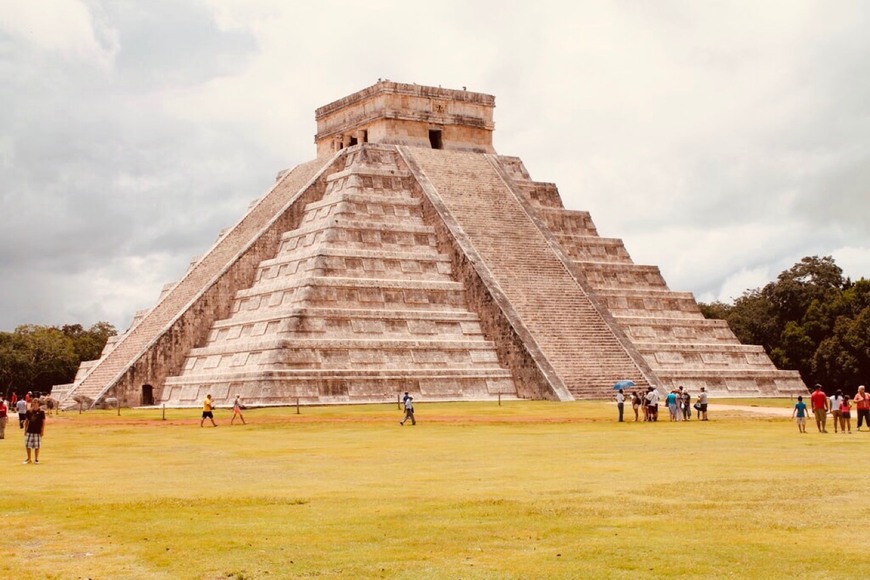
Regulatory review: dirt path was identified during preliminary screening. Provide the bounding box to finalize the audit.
[709,403,792,417]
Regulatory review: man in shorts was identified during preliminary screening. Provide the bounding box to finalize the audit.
[810,384,829,433]
[23,399,46,464]
[200,394,217,427]
[645,387,659,422]
[16,397,28,429]
[697,387,709,421]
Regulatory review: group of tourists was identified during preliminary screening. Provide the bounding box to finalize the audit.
[0,391,47,463]
[615,386,708,422]
[793,384,869,434]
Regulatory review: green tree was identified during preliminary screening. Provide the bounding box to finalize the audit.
[0,322,117,398]
[700,256,868,394]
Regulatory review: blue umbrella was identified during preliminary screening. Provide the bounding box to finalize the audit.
[612,380,635,390]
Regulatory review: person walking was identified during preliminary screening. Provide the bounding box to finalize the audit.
[855,386,869,431]
[697,387,709,421]
[615,389,625,422]
[23,399,46,464]
[792,396,809,433]
[830,390,843,433]
[0,398,7,439]
[839,396,852,434]
[16,398,28,429]
[200,394,218,427]
[230,394,246,425]
[810,384,829,433]
[400,396,416,426]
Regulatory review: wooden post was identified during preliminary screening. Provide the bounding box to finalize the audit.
[162,404,166,421]
[397,392,401,410]
[79,401,83,414]
[296,397,300,414]
[117,401,121,416]
[498,393,502,407]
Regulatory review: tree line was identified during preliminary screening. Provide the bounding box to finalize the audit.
[700,256,870,395]
[0,322,117,399]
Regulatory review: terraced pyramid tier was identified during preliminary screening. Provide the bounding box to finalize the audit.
[160,147,517,405]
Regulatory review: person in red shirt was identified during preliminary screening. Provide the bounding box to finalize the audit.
[854,385,869,431]
[810,384,829,433]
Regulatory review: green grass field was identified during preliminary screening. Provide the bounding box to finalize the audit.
[2,400,867,579]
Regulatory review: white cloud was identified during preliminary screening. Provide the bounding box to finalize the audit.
[1,0,869,331]
[0,0,118,67]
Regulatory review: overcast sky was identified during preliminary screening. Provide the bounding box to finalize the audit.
[1,0,868,332]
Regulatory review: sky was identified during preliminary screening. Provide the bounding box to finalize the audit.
[1,0,868,332]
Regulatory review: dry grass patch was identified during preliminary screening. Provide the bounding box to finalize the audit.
[1,400,866,578]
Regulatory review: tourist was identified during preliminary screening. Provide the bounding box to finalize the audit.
[645,387,659,422]
[855,386,869,431]
[631,391,642,422]
[200,394,217,427]
[697,387,709,421]
[681,389,692,421]
[230,394,246,425]
[16,397,28,429]
[810,384,829,433]
[839,396,852,434]
[615,389,625,422]
[400,395,416,426]
[830,390,843,433]
[0,398,7,439]
[792,396,808,433]
[666,390,679,421]
[23,398,45,464]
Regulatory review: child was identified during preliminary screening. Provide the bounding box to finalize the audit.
[792,396,808,433]
[839,396,852,434]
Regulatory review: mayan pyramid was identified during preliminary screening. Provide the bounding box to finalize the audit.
[55,81,806,408]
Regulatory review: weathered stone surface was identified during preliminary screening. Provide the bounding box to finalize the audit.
[58,81,805,408]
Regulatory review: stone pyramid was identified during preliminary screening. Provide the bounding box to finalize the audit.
[56,81,805,408]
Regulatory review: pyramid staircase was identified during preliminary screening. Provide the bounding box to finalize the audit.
[400,147,654,399]
[497,156,805,396]
[160,146,517,405]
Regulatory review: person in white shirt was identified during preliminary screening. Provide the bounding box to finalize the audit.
[830,390,843,433]
[644,387,660,422]
[614,389,625,422]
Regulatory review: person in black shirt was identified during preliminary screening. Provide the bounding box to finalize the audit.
[23,399,46,464]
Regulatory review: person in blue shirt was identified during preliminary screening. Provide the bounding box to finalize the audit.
[792,396,808,433]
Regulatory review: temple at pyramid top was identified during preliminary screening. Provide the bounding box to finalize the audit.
[314,81,496,156]
[55,81,807,409]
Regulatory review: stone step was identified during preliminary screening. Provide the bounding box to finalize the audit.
[554,234,634,263]
[514,182,565,209]
[161,369,516,406]
[654,368,806,396]
[187,336,503,357]
[208,306,482,328]
[577,262,669,290]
